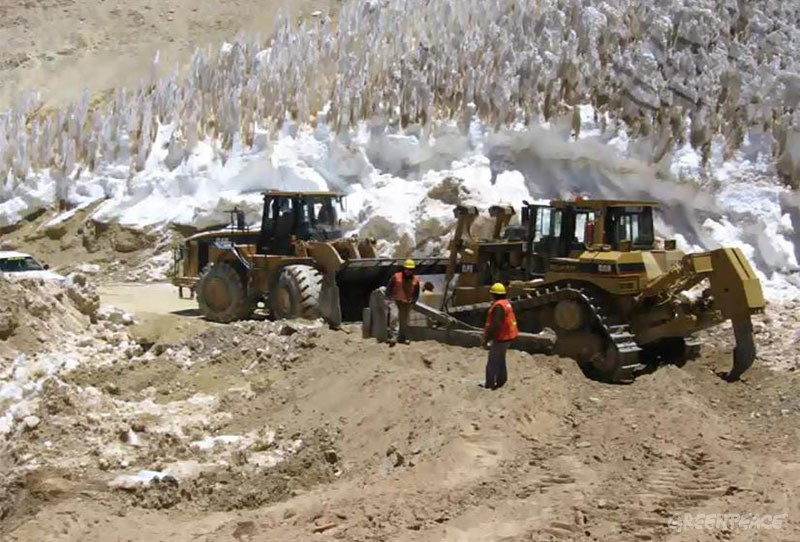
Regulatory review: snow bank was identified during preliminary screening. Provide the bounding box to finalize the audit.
[0,0,798,300]
[21,110,800,299]
[3,109,799,300]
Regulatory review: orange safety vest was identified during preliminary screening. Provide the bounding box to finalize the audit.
[484,299,519,342]
[389,272,419,303]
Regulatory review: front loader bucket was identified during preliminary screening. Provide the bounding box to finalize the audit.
[335,257,449,322]
[319,273,342,329]
[728,320,756,381]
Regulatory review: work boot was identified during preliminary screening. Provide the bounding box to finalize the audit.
[387,337,397,347]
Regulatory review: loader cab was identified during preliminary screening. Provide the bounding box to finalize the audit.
[257,190,345,254]
[521,199,658,274]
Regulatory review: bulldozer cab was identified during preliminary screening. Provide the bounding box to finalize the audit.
[257,191,344,254]
[522,199,658,273]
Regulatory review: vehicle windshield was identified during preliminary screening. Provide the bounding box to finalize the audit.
[606,206,655,247]
[0,256,44,272]
[300,199,338,229]
[314,201,338,228]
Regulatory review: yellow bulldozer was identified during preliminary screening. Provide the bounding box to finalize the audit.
[364,197,765,383]
[172,190,448,326]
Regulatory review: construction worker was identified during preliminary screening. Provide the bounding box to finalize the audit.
[481,282,519,389]
[385,259,420,345]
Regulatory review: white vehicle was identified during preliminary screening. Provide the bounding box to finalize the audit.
[0,251,65,283]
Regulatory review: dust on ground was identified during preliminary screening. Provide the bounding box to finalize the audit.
[1,279,799,542]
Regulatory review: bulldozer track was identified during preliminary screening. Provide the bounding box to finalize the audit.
[448,282,645,382]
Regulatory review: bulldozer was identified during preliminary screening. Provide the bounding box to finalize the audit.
[365,197,765,383]
[172,190,448,326]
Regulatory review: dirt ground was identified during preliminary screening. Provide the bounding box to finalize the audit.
[0,281,798,542]
[2,0,799,538]
[0,0,334,108]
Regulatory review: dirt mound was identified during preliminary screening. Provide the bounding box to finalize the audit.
[0,468,25,524]
[2,293,800,541]
[67,319,323,402]
[1,205,179,284]
[704,300,800,372]
[753,301,800,370]
[116,426,340,512]
[0,274,97,358]
[0,274,144,444]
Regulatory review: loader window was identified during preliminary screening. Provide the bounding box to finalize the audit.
[531,207,561,242]
[310,200,337,228]
[528,206,567,259]
[533,208,550,242]
[274,200,296,237]
[264,198,281,233]
[552,210,562,237]
[260,197,297,254]
[619,215,636,242]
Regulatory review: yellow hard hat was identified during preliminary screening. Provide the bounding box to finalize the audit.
[403,259,416,269]
[489,282,506,295]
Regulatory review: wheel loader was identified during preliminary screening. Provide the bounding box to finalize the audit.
[364,197,765,383]
[172,190,449,326]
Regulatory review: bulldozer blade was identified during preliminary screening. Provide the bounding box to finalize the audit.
[728,320,756,381]
[406,326,553,354]
[411,300,480,330]
[319,273,343,329]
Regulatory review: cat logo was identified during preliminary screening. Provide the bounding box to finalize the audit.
[597,264,613,273]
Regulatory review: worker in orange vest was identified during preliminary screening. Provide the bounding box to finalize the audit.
[385,259,420,345]
[481,282,519,389]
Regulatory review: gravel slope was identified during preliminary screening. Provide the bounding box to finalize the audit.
[0,0,332,107]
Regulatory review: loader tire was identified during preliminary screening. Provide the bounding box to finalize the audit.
[272,265,322,320]
[197,262,255,323]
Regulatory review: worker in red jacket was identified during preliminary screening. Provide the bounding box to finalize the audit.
[481,282,519,389]
[385,259,420,345]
